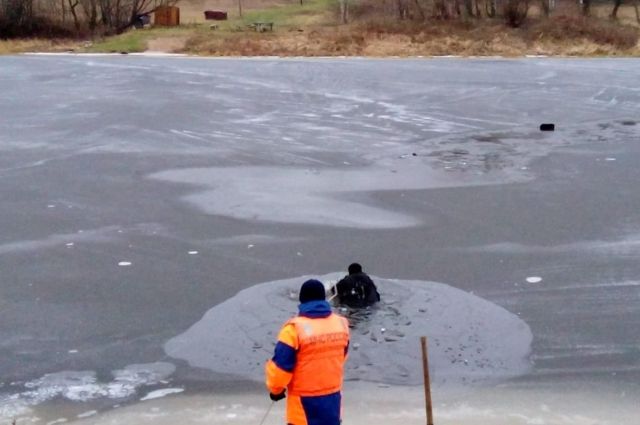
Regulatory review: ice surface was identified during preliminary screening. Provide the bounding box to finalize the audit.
[147,119,638,229]
[165,273,532,386]
[2,56,640,425]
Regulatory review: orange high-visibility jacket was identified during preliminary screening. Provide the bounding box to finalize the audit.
[265,300,349,425]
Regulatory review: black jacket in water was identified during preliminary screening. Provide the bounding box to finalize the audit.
[335,272,380,308]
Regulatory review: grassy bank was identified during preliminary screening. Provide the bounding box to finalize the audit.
[1,0,639,57]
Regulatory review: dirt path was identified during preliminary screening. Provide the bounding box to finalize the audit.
[146,36,189,53]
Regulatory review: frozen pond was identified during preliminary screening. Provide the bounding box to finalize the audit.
[1,55,639,424]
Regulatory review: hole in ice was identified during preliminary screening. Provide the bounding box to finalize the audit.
[165,273,532,387]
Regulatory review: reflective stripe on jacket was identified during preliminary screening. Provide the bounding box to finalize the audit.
[265,300,349,425]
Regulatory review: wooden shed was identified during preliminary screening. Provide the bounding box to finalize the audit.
[155,6,180,26]
[204,10,228,20]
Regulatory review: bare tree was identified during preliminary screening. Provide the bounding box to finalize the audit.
[486,0,498,17]
[610,0,622,19]
[463,0,475,17]
[397,0,409,19]
[68,0,80,30]
[539,0,550,16]
[339,0,348,23]
[433,0,449,18]
[2,0,35,28]
[503,0,529,27]
[412,0,426,20]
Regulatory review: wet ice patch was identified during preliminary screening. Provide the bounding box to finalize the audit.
[0,228,114,255]
[466,232,640,257]
[526,276,543,284]
[150,165,505,229]
[165,273,532,387]
[0,224,166,255]
[0,363,175,416]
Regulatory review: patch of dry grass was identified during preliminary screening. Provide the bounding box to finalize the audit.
[181,15,639,57]
[525,15,639,50]
[0,38,81,54]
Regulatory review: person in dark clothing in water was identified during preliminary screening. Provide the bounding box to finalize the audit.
[335,263,380,308]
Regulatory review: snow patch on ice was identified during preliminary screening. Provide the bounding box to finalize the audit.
[77,410,97,418]
[165,273,532,387]
[0,363,176,416]
[140,388,184,401]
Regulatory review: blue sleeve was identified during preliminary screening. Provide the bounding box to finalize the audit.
[272,341,297,372]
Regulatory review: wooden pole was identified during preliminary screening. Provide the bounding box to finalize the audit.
[420,336,434,425]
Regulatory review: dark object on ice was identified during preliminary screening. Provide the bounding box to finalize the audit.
[299,279,326,303]
[204,10,228,20]
[335,263,380,308]
[540,123,555,131]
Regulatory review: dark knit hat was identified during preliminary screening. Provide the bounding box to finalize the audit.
[348,263,363,275]
[299,279,326,303]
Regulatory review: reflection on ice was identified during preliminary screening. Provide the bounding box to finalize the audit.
[165,273,533,387]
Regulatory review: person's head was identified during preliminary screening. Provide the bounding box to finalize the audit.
[299,279,326,303]
[348,263,363,275]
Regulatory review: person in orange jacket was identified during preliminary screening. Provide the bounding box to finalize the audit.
[265,279,350,425]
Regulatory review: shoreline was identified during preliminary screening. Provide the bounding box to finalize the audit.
[13,51,640,59]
